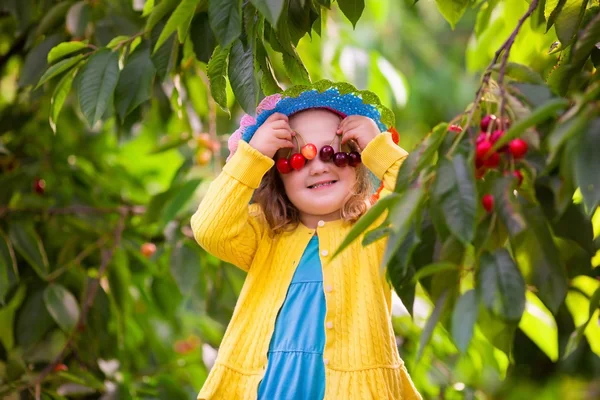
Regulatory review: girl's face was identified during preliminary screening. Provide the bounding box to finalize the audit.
[276,109,358,227]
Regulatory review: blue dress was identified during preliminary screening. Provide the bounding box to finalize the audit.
[258,235,326,400]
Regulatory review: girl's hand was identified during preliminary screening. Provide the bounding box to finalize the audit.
[248,113,295,158]
[337,115,380,150]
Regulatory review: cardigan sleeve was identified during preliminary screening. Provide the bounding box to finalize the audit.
[190,141,274,272]
[361,131,408,198]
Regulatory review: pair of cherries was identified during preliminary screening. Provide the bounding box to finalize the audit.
[275,132,362,174]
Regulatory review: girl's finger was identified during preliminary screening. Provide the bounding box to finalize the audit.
[277,139,295,149]
[271,120,292,130]
[266,112,289,123]
[273,128,293,140]
[341,128,360,144]
[337,116,361,134]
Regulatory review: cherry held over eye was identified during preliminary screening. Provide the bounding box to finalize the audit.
[333,152,349,167]
[348,151,361,167]
[319,145,335,161]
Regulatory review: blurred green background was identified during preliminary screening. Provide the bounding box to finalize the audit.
[1,0,599,398]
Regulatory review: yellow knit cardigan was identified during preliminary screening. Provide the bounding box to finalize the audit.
[191,132,422,400]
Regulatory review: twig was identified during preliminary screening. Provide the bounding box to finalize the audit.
[447,0,539,157]
[497,0,540,127]
[26,209,127,390]
[45,236,109,281]
[0,205,145,217]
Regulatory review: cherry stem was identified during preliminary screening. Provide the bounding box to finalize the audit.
[446,0,539,158]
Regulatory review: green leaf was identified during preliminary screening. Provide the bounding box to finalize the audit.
[434,0,469,29]
[510,82,555,108]
[432,154,476,244]
[255,39,282,95]
[146,0,179,32]
[554,0,588,46]
[546,110,589,165]
[228,40,259,115]
[76,49,120,128]
[106,35,130,49]
[574,118,600,212]
[190,12,216,63]
[151,22,179,81]
[115,43,156,121]
[417,290,449,360]
[44,284,80,333]
[564,286,600,358]
[571,12,600,76]
[475,0,498,37]
[207,45,231,113]
[276,21,311,85]
[33,1,71,40]
[50,68,77,134]
[492,98,569,151]
[9,223,49,279]
[250,0,285,26]
[519,291,559,361]
[47,41,87,64]
[16,289,55,348]
[154,0,202,53]
[362,225,392,246]
[395,123,447,193]
[492,62,545,85]
[478,249,526,322]
[412,262,458,282]
[545,0,567,31]
[388,186,426,249]
[337,0,365,27]
[513,204,568,314]
[36,54,85,89]
[170,241,202,295]
[477,304,517,355]
[209,0,242,48]
[0,230,18,305]
[333,194,399,258]
[19,34,64,87]
[491,176,527,237]
[161,179,203,227]
[451,289,477,353]
[142,0,155,16]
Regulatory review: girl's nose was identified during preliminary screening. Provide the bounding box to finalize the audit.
[308,156,330,175]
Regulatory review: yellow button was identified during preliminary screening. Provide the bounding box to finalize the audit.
[321,249,329,257]
[323,358,329,365]
[325,285,333,293]
[326,321,333,329]
[318,220,325,227]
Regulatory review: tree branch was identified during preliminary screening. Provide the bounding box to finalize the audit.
[447,0,539,157]
[26,209,128,390]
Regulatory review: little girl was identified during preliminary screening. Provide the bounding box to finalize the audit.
[191,81,422,400]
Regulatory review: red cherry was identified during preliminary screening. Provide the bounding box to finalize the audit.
[289,153,306,171]
[53,363,68,372]
[33,178,46,195]
[482,194,494,212]
[476,140,493,161]
[141,243,156,258]
[480,115,496,132]
[476,132,487,145]
[490,130,504,143]
[301,144,317,160]
[333,152,348,167]
[509,139,528,159]
[483,152,500,168]
[513,170,524,186]
[475,157,484,169]
[389,127,400,144]
[449,124,463,133]
[348,151,362,167]
[276,158,292,174]
[319,145,334,161]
